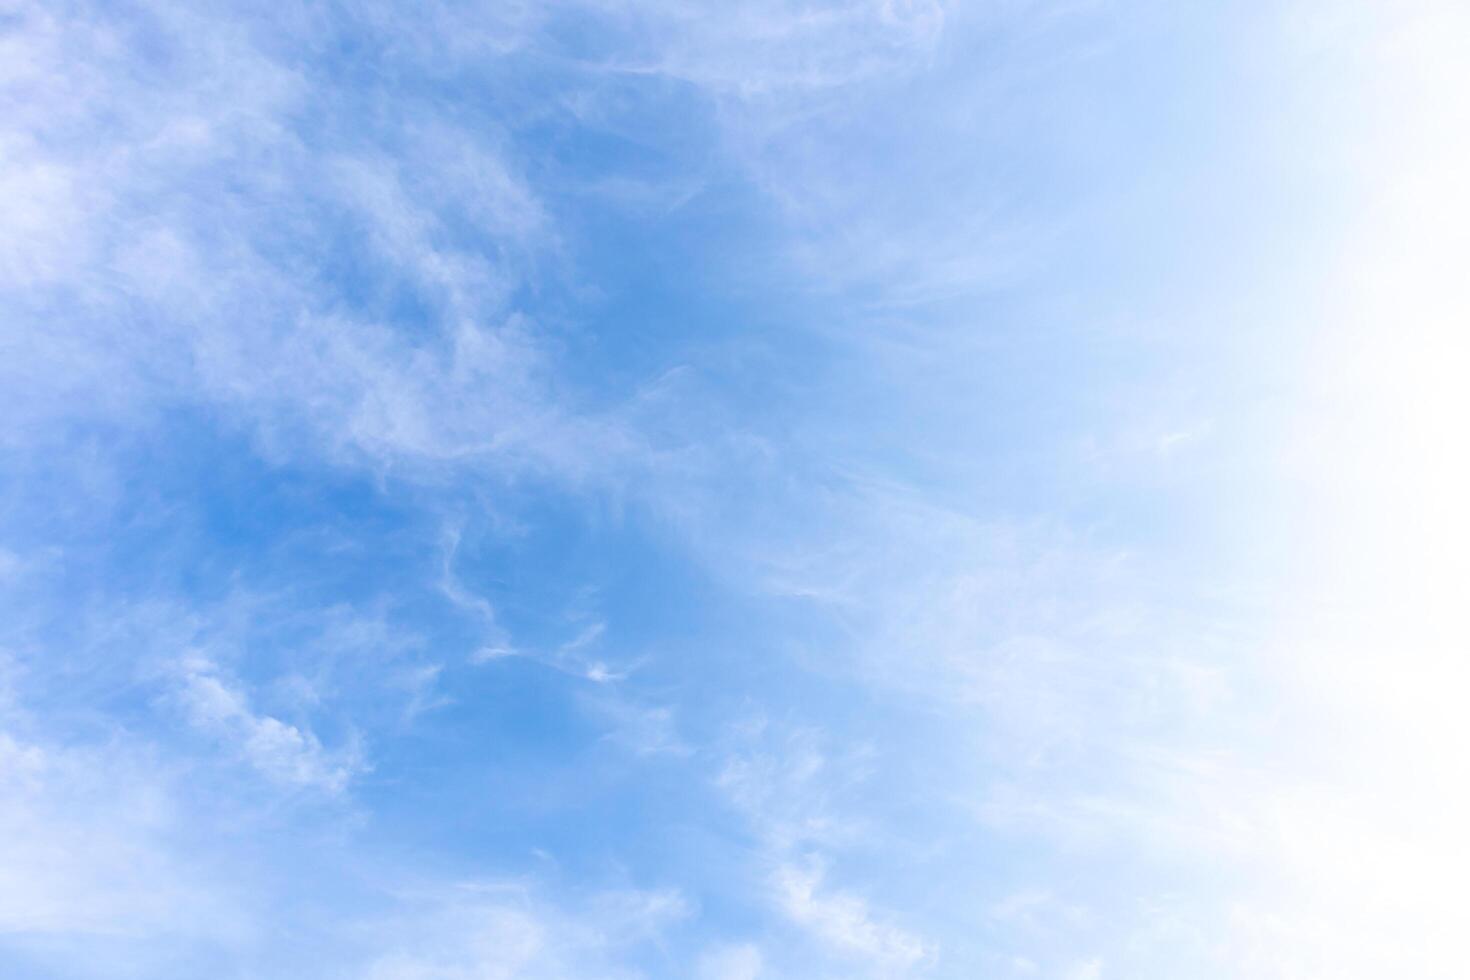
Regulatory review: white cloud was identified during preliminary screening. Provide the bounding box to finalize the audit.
[1,589,438,798]
[0,0,640,486]
[773,860,931,975]
[716,723,867,853]
[698,942,764,980]
[175,656,364,793]
[715,722,932,977]
[589,695,692,757]
[0,728,240,944]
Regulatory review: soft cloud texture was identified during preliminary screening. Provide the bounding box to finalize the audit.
[3,0,1466,977]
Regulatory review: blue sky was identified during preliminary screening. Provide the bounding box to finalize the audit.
[3,1,1469,977]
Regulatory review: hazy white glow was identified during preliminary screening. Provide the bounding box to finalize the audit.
[1260,6,1470,974]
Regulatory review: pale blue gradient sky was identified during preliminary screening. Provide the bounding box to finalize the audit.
[2,2,1467,978]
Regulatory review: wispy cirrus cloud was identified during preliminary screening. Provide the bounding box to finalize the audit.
[0,0,632,488]
[173,655,364,794]
[4,1,1465,978]
[773,859,932,976]
[714,720,933,977]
